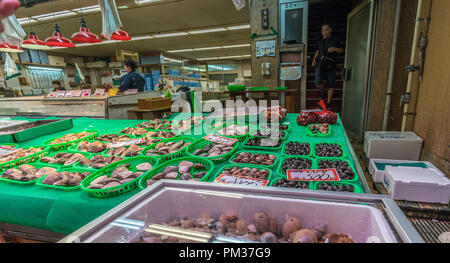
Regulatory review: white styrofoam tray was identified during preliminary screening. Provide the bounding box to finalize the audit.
[369,159,444,183]
[383,166,450,204]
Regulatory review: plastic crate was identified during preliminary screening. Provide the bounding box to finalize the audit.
[315,157,359,183]
[281,141,313,157]
[35,166,96,191]
[268,175,314,190]
[252,129,288,140]
[43,130,99,151]
[227,85,246,91]
[36,150,92,168]
[305,124,332,137]
[67,140,109,155]
[312,142,348,159]
[211,164,273,185]
[138,156,214,190]
[277,156,315,177]
[0,162,59,185]
[242,137,283,151]
[141,137,194,163]
[81,156,158,198]
[228,150,279,169]
[186,139,239,164]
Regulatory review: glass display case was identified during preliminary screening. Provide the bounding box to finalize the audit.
[60,181,424,243]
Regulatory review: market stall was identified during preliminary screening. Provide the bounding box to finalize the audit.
[0,112,416,243]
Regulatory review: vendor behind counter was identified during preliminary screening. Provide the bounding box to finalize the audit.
[118,59,145,93]
[52,80,66,92]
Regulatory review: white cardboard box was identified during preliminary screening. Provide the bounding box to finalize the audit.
[383,166,450,204]
[364,131,423,160]
[108,62,122,68]
[369,158,443,183]
[86,61,107,68]
[48,55,66,66]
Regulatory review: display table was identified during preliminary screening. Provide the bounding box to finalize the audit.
[127,106,172,120]
[0,113,370,240]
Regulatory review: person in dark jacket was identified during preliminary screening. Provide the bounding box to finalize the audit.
[312,21,344,109]
[119,59,145,92]
[52,80,66,92]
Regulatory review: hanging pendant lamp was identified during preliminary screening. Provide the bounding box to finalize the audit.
[71,18,101,43]
[45,24,75,47]
[22,32,50,50]
[100,29,131,41]
[0,42,23,52]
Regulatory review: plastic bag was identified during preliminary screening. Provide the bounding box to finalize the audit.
[0,14,26,46]
[99,0,123,39]
[4,53,20,80]
[317,111,337,125]
[0,0,20,32]
[297,111,318,126]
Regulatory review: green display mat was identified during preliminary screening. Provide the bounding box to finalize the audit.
[0,114,362,235]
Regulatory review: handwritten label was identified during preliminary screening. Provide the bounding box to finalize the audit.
[214,174,268,187]
[106,137,146,149]
[55,91,66,98]
[64,91,73,98]
[94,88,105,96]
[72,90,82,97]
[287,169,340,181]
[81,89,91,97]
[202,133,238,146]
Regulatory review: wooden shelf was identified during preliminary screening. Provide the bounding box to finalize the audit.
[16,62,65,69]
[160,75,211,82]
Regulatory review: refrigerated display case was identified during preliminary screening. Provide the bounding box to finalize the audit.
[59,181,424,243]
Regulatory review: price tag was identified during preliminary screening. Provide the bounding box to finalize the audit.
[81,89,91,97]
[0,147,20,157]
[287,169,340,181]
[202,133,237,146]
[94,88,105,96]
[47,92,57,98]
[214,174,268,187]
[64,91,73,98]
[124,89,138,95]
[107,88,119,96]
[72,90,82,97]
[106,137,146,149]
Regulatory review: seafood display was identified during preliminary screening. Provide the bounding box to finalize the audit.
[1,164,56,182]
[39,152,86,166]
[87,163,154,190]
[191,143,234,157]
[0,147,44,163]
[49,132,95,144]
[144,140,191,156]
[77,141,107,153]
[145,161,209,186]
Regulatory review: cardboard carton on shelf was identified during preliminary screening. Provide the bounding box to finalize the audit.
[138,98,171,110]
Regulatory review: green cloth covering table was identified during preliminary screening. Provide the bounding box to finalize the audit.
[0,114,363,235]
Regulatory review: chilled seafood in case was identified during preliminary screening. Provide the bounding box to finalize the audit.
[59,181,423,243]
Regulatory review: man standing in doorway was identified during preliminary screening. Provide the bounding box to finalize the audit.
[312,21,344,110]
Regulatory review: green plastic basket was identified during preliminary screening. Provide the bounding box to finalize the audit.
[139,129,181,139]
[138,156,214,190]
[281,141,313,157]
[313,181,365,194]
[0,162,60,185]
[277,156,316,177]
[258,122,291,133]
[315,157,359,183]
[242,136,283,151]
[227,85,246,91]
[186,139,239,164]
[0,143,18,148]
[268,175,314,190]
[81,156,159,198]
[73,153,127,170]
[312,142,348,159]
[43,130,99,151]
[274,87,287,91]
[211,164,273,185]
[251,129,288,140]
[94,132,136,143]
[305,124,332,137]
[67,140,109,155]
[249,87,268,91]
[36,150,92,168]
[213,123,253,142]
[35,166,96,191]
[141,137,194,163]
[228,150,279,169]
[0,146,50,170]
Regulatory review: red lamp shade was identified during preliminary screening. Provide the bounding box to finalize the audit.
[45,24,75,48]
[71,18,101,43]
[0,42,23,53]
[101,29,131,41]
[22,32,50,50]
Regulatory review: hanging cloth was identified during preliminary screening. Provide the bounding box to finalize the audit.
[5,53,21,80]
[0,15,26,46]
[98,0,123,39]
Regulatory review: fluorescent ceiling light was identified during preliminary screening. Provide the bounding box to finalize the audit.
[198,57,219,61]
[117,5,129,9]
[164,57,182,63]
[167,49,195,53]
[153,32,188,38]
[27,66,63,71]
[135,0,164,5]
[73,5,101,14]
[227,24,251,30]
[18,18,37,25]
[218,55,243,59]
[193,46,222,51]
[188,28,227,34]
[222,44,250,48]
[32,11,76,21]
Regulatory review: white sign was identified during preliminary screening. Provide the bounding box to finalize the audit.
[287,169,340,181]
[256,40,276,57]
[215,174,268,187]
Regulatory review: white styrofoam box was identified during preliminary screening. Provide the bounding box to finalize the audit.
[85,61,107,68]
[369,158,444,183]
[364,131,423,160]
[48,55,66,66]
[383,166,450,204]
[108,62,122,68]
